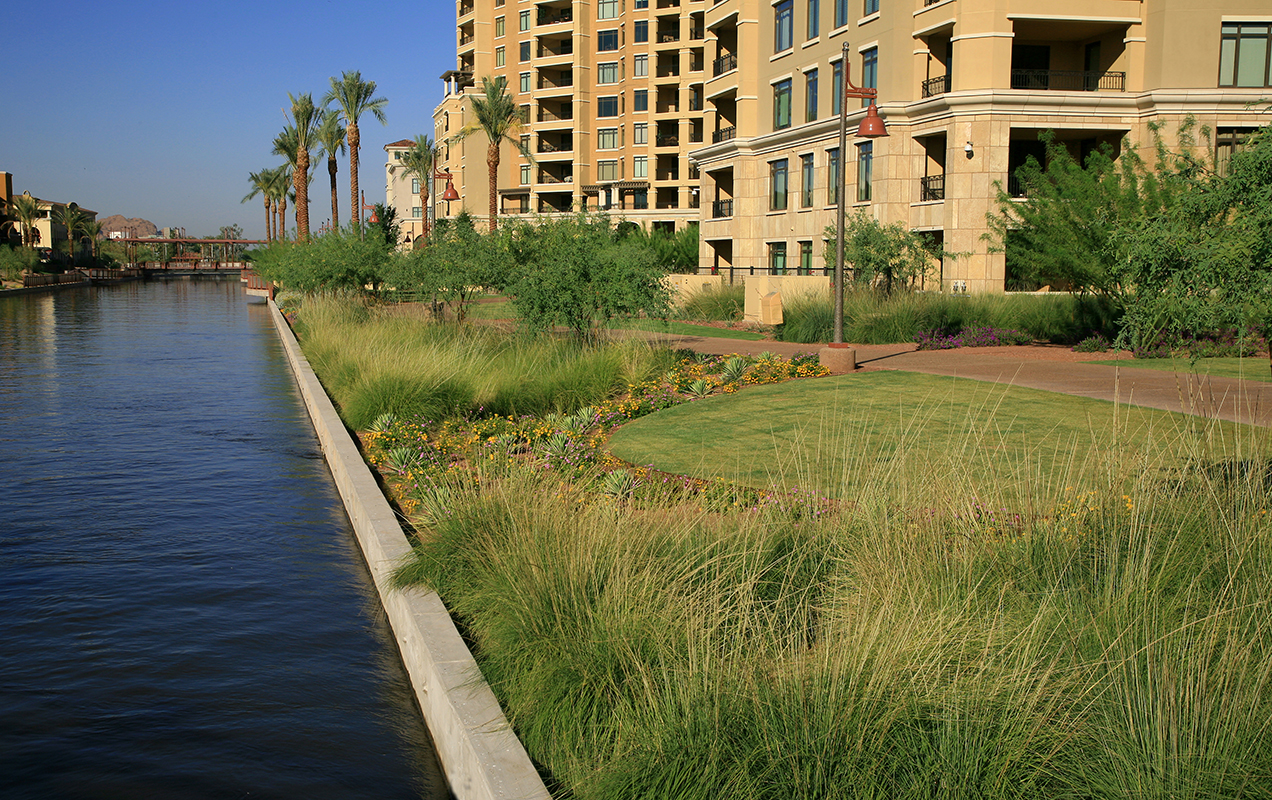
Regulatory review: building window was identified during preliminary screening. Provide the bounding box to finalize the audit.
[801,154,814,207]
[633,122,648,144]
[598,96,619,117]
[774,0,793,53]
[857,141,872,202]
[799,241,814,274]
[598,128,619,149]
[861,47,878,106]
[599,62,620,84]
[634,20,649,43]
[521,164,531,185]
[599,0,619,20]
[412,206,423,219]
[520,71,532,92]
[771,159,789,210]
[635,0,648,7]
[773,79,792,129]
[496,46,506,67]
[805,69,818,122]
[518,105,530,124]
[864,0,878,14]
[834,0,848,28]
[599,29,619,51]
[495,16,505,36]
[519,41,531,61]
[832,60,842,115]
[632,188,649,209]
[828,147,840,205]
[769,242,788,274]
[411,178,420,194]
[518,195,530,213]
[633,155,648,178]
[807,0,819,38]
[598,160,620,181]
[1216,128,1259,174]
[520,10,531,30]
[1220,23,1272,87]
[634,54,648,76]
[634,89,648,111]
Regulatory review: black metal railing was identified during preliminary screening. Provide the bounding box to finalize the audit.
[923,0,943,6]
[1010,69,1126,91]
[920,174,945,201]
[659,31,681,43]
[712,125,736,143]
[655,134,679,147]
[537,10,572,24]
[712,199,734,218]
[690,27,705,39]
[458,2,474,15]
[713,52,737,76]
[921,74,949,98]
[1007,175,1027,197]
[459,33,474,45]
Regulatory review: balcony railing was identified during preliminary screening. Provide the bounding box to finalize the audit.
[537,41,574,58]
[919,174,945,202]
[459,33,474,45]
[689,129,703,143]
[690,27,705,39]
[713,52,737,76]
[537,108,573,122]
[921,74,949,98]
[1010,69,1126,91]
[538,75,574,90]
[711,199,734,218]
[538,173,573,184]
[923,0,943,5]
[659,30,681,43]
[537,10,572,24]
[538,139,573,153]
[458,2,474,16]
[712,125,736,143]
[655,134,679,147]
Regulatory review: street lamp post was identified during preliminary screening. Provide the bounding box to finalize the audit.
[427,169,461,240]
[821,41,888,373]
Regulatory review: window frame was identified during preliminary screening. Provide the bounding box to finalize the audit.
[519,41,531,62]
[864,0,879,15]
[598,0,619,20]
[519,10,531,30]
[633,88,648,112]
[770,158,789,211]
[495,46,506,67]
[521,164,532,185]
[598,29,620,51]
[799,241,814,275]
[597,159,620,182]
[598,127,620,149]
[495,16,505,37]
[861,47,878,107]
[633,155,648,178]
[805,69,818,122]
[634,53,649,77]
[773,78,792,130]
[1219,23,1272,88]
[800,153,815,207]
[520,71,532,92]
[827,147,840,205]
[774,0,794,53]
[769,242,788,275]
[633,122,648,144]
[597,95,620,117]
[834,0,848,29]
[857,141,873,203]
[598,61,620,84]
[807,0,819,39]
[634,20,649,43]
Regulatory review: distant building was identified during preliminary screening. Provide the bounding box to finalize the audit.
[384,139,429,247]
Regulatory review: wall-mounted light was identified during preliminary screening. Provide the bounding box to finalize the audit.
[964,141,974,159]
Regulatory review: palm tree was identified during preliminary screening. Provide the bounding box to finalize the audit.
[269,165,294,242]
[323,71,388,235]
[280,93,323,241]
[316,110,347,231]
[243,169,275,243]
[452,75,532,231]
[81,220,103,260]
[3,193,42,249]
[52,203,88,264]
[398,135,438,240]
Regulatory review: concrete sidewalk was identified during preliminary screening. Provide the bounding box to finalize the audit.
[644,332,1272,427]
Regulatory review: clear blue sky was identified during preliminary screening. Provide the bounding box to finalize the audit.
[7,0,458,239]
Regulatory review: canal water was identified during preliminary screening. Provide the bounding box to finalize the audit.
[0,279,450,799]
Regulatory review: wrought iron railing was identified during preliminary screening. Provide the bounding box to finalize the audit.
[712,125,736,143]
[712,199,734,218]
[713,52,737,76]
[921,74,949,98]
[1010,69,1126,91]
[919,174,945,201]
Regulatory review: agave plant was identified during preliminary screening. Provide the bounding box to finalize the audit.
[757,351,777,361]
[540,432,572,459]
[367,412,396,433]
[384,447,421,474]
[720,356,750,384]
[687,378,713,398]
[564,406,598,433]
[413,483,454,524]
[600,469,637,500]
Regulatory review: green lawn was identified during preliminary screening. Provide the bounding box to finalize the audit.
[608,371,1258,499]
[608,318,767,341]
[1088,356,1272,382]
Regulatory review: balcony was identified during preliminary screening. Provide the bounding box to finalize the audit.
[1010,69,1125,92]
[919,174,945,202]
[690,27,705,40]
[921,75,949,98]
[538,72,573,91]
[537,40,574,59]
[656,134,679,147]
[537,9,572,25]
[658,30,681,44]
[458,1,474,16]
[459,32,474,46]
[713,52,737,77]
[712,125,736,143]
[711,199,733,218]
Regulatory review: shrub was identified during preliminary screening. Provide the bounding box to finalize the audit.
[1072,334,1111,353]
[0,246,38,281]
[677,283,744,321]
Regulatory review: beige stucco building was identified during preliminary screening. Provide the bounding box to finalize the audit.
[1,170,97,254]
[384,139,431,247]
[434,0,1271,291]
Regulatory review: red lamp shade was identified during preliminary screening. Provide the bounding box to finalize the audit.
[441,176,460,202]
[856,102,888,138]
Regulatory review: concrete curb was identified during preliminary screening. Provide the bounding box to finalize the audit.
[267,300,550,800]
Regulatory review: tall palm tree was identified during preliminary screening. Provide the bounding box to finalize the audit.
[398,135,437,240]
[280,93,323,241]
[323,71,388,235]
[52,203,88,264]
[453,75,532,231]
[316,110,347,231]
[242,169,274,242]
[81,220,103,260]
[269,165,294,242]
[3,193,42,249]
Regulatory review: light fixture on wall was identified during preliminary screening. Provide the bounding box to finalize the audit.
[964,141,974,158]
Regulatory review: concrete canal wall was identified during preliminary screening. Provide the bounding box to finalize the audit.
[268,300,550,800]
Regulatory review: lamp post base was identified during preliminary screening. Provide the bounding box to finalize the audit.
[818,343,857,374]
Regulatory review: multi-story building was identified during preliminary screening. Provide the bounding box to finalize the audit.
[433,0,709,232]
[384,138,430,246]
[695,0,1272,291]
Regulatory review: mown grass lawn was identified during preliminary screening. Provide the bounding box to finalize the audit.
[608,370,1257,499]
[1089,356,1272,382]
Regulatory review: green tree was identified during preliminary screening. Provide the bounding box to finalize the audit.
[323,71,389,235]
[823,210,939,295]
[2,193,42,249]
[507,213,671,342]
[52,203,89,265]
[280,93,323,241]
[390,211,510,322]
[81,219,103,261]
[268,165,293,242]
[252,226,396,294]
[316,109,346,230]
[242,169,275,243]
[451,76,533,231]
[398,135,437,240]
[367,203,400,247]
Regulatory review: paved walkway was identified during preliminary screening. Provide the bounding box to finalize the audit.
[643,332,1272,427]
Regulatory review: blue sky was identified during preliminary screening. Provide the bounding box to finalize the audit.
[7,0,458,239]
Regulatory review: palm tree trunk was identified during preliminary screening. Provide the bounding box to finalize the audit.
[279,197,288,241]
[328,155,339,230]
[295,149,310,241]
[349,122,361,236]
[264,198,272,243]
[421,183,431,240]
[487,142,500,232]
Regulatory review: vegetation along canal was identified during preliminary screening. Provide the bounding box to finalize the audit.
[0,278,449,799]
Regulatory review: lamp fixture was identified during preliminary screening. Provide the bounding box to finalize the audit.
[964,141,974,158]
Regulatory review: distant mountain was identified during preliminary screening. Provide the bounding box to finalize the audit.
[98,214,158,238]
